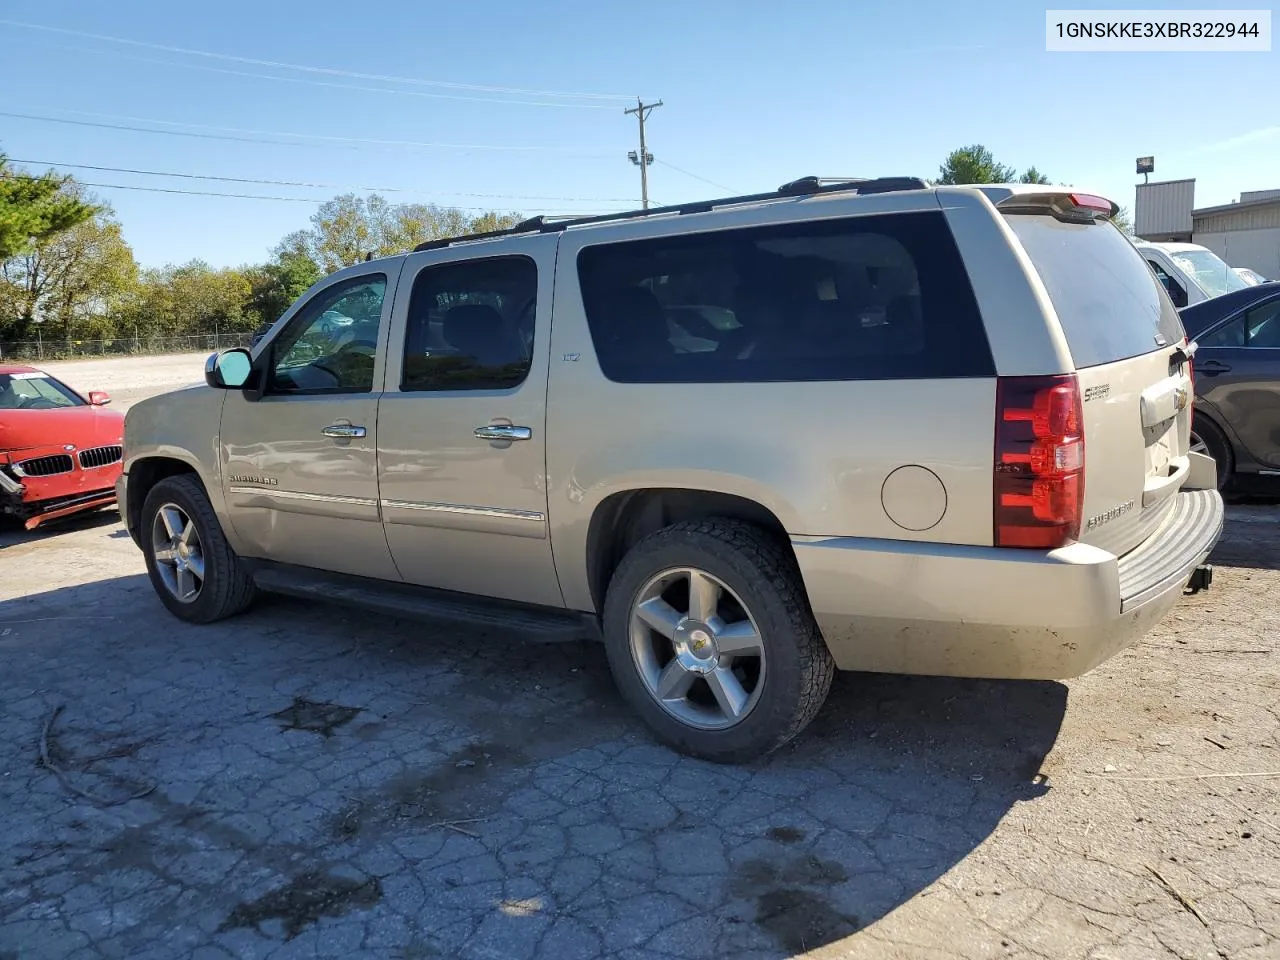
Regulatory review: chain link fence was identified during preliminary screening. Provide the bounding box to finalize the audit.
[0,332,253,362]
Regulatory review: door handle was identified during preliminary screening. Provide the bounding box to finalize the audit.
[1197,360,1231,374]
[322,423,367,438]
[473,424,532,442]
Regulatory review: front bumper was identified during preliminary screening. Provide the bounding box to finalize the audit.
[793,489,1224,680]
[115,471,137,545]
[2,455,121,531]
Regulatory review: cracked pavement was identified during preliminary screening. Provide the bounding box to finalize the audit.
[1,359,1277,959]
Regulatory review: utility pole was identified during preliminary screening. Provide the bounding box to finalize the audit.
[625,97,662,209]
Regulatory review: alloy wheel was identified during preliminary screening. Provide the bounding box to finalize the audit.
[150,502,206,603]
[628,567,766,730]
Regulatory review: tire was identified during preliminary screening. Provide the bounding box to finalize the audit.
[1190,417,1233,492]
[601,518,835,763]
[141,474,257,624]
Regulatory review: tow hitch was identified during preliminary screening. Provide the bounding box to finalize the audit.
[1185,564,1213,595]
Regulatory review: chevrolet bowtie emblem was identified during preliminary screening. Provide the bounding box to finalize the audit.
[1174,386,1189,412]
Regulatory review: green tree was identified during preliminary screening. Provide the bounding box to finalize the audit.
[248,250,322,329]
[0,196,137,342]
[0,155,97,260]
[127,261,252,338]
[467,211,524,235]
[936,145,1018,185]
[1109,205,1133,235]
[1019,166,1052,184]
[289,193,525,273]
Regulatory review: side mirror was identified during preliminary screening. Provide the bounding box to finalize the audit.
[87,391,112,406]
[205,349,253,389]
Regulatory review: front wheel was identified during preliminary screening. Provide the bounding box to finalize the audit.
[141,474,257,624]
[601,519,834,763]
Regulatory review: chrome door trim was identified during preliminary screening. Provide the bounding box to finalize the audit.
[228,486,378,507]
[379,499,545,522]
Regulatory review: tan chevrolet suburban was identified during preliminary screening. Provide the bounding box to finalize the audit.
[117,177,1225,763]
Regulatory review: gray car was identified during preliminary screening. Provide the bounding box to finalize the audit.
[1181,282,1280,490]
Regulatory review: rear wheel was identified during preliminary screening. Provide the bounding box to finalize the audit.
[141,475,257,623]
[601,519,834,763]
[1189,418,1233,492]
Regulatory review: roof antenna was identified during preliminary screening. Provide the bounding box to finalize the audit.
[364,251,373,262]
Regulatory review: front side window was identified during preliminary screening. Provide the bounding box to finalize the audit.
[269,275,387,394]
[1147,260,1188,308]
[0,372,85,410]
[400,256,537,392]
[576,212,993,383]
[1198,298,1280,349]
[1245,299,1280,348]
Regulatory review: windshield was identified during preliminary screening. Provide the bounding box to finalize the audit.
[1169,249,1250,298]
[0,372,85,410]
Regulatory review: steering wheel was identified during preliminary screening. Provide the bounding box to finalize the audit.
[311,339,378,383]
[18,397,59,410]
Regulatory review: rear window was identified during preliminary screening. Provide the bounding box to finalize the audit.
[1006,216,1185,369]
[576,211,995,383]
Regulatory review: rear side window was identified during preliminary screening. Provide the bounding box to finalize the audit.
[1006,218,1185,369]
[400,256,537,392]
[576,211,994,383]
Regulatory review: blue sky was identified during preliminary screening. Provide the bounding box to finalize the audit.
[1,1,1275,268]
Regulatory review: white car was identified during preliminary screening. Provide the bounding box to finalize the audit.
[1132,239,1250,306]
[1235,266,1268,286]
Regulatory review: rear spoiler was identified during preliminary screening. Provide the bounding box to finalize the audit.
[995,191,1120,224]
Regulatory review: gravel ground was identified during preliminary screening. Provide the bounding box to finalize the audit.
[1,362,1277,959]
[33,353,207,412]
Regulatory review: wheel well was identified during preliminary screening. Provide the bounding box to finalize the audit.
[125,458,201,540]
[585,488,790,611]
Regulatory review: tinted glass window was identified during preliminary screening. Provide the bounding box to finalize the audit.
[270,275,387,394]
[401,256,536,391]
[1006,218,1185,368]
[1146,259,1188,308]
[576,212,993,383]
[1246,299,1280,348]
[1198,315,1246,348]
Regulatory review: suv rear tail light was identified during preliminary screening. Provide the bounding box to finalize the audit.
[994,374,1085,549]
[1067,193,1112,216]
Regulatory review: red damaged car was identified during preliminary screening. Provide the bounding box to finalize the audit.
[0,364,124,530]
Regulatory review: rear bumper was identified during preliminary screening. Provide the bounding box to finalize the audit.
[793,489,1224,680]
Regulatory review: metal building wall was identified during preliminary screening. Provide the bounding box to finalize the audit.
[1195,228,1280,279]
[1135,179,1195,240]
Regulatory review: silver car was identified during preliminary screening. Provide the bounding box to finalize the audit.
[117,177,1224,762]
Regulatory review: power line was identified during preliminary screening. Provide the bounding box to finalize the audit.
[0,171,321,204]
[654,159,733,193]
[27,40,618,111]
[0,110,616,157]
[2,20,638,102]
[3,158,640,203]
[0,171,626,210]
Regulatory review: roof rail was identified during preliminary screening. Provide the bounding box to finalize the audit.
[410,175,929,252]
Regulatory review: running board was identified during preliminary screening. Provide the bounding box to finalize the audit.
[247,562,600,643]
